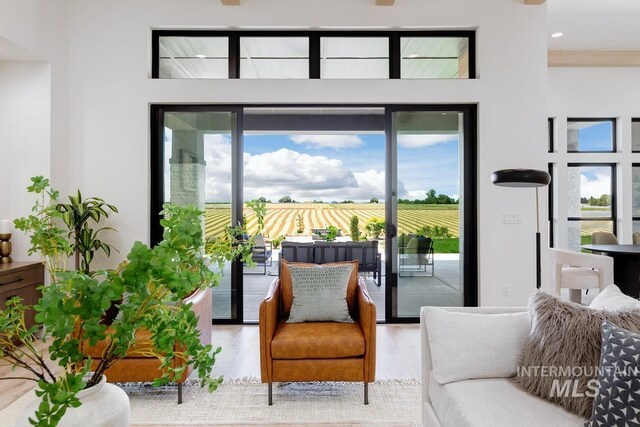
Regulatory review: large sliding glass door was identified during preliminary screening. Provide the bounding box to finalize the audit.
[151,104,476,324]
[151,106,243,323]
[385,107,476,321]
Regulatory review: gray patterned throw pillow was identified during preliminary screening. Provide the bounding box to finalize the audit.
[586,321,640,427]
[287,264,354,323]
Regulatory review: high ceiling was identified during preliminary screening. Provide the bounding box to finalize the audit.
[547,0,640,50]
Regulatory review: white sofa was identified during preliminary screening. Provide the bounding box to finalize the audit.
[420,306,587,427]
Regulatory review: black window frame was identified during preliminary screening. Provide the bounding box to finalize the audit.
[632,118,640,153]
[566,118,616,153]
[567,162,617,240]
[151,30,476,80]
[548,162,554,248]
[633,163,640,225]
[548,118,554,153]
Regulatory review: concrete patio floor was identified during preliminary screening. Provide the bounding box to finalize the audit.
[213,253,464,322]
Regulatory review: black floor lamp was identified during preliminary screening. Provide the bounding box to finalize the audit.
[491,169,551,289]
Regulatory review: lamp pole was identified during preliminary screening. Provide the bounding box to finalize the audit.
[491,169,551,290]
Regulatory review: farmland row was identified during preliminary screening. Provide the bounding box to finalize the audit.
[204,204,460,239]
[204,204,611,241]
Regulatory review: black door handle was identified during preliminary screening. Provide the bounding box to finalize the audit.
[386,224,397,238]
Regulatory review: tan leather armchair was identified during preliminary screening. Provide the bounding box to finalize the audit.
[86,287,212,404]
[259,263,376,405]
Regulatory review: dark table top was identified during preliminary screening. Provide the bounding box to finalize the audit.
[582,244,640,255]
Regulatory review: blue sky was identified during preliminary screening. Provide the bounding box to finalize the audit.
[243,133,460,202]
[164,129,461,203]
[577,121,613,151]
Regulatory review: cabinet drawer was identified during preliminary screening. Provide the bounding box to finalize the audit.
[0,266,44,292]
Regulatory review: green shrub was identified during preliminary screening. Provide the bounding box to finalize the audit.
[365,217,385,239]
[349,215,362,242]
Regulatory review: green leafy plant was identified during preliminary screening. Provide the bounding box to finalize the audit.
[271,235,286,249]
[416,224,452,239]
[349,215,362,242]
[56,190,118,274]
[325,225,339,242]
[4,177,252,426]
[245,199,267,234]
[364,217,385,239]
[13,176,72,278]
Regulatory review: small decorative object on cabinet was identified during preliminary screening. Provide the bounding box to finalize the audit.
[0,218,13,263]
[0,261,44,330]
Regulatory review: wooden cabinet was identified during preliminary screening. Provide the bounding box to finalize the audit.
[0,262,44,329]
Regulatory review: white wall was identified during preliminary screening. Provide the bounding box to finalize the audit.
[0,62,51,260]
[548,67,640,251]
[0,0,69,261]
[3,0,549,306]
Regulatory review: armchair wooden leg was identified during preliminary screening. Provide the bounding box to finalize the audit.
[178,382,183,404]
[268,382,273,405]
[364,382,369,405]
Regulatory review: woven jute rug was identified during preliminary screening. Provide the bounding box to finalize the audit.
[0,379,421,427]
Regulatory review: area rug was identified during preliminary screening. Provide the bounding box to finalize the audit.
[0,379,421,427]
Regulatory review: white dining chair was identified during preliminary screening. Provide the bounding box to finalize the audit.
[548,248,614,304]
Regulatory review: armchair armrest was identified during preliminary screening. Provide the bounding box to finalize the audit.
[356,278,376,382]
[259,279,281,382]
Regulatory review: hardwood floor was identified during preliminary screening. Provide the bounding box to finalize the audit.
[212,324,421,381]
[0,324,420,411]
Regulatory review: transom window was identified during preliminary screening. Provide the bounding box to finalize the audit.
[152,30,475,80]
[566,118,615,153]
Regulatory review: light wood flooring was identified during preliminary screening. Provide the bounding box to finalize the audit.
[0,324,420,412]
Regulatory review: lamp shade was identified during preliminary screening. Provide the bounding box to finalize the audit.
[491,169,550,188]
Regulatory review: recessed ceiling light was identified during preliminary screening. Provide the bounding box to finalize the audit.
[195,54,206,59]
[407,53,419,58]
[550,32,563,38]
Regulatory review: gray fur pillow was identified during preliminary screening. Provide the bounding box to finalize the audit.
[514,291,640,419]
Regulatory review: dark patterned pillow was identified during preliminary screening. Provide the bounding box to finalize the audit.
[586,321,640,427]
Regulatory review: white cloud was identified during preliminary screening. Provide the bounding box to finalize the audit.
[580,172,611,199]
[243,148,360,201]
[203,134,233,202]
[290,134,364,149]
[397,134,457,148]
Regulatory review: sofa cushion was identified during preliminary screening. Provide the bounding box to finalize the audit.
[586,321,640,427]
[280,260,358,318]
[424,307,530,384]
[271,320,365,359]
[589,284,640,310]
[514,291,640,419]
[428,374,586,427]
[287,263,353,323]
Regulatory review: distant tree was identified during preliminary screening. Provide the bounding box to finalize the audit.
[580,197,589,204]
[370,197,379,204]
[279,196,294,203]
[598,194,611,207]
[349,215,362,242]
[425,189,438,204]
[256,196,270,203]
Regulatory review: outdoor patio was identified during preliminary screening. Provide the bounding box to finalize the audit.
[213,249,463,322]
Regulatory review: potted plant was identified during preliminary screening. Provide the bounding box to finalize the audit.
[56,190,118,274]
[1,177,251,426]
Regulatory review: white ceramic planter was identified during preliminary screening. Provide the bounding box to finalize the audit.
[17,375,130,427]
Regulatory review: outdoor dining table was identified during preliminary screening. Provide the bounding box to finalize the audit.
[582,244,640,298]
